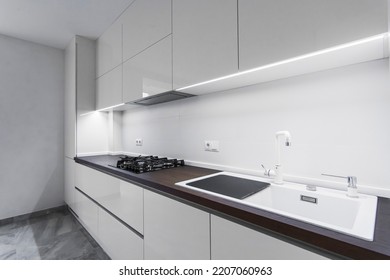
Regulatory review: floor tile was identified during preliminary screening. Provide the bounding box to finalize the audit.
[0,208,110,260]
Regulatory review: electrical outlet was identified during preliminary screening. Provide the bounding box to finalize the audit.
[135,138,143,146]
[204,140,219,152]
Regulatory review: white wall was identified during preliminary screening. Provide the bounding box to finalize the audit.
[0,34,65,220]
[122,59,390,194]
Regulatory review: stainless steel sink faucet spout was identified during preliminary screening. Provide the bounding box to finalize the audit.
[322,173,359,198]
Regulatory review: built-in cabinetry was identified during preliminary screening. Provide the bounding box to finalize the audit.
[94,0,387,100]
[73,163,334,259]
[95,0,172,107]
[143,189,210,260]
[238,0,388,71]
[172,0,238,89]
[74,163,144,260]
[96,19,122,78]
[64,158,75,210]
[96,64,122,110]
[64,36,95,209]
[122,0,171,61]
[75,164,143,234]
[98,208,143,259]
[122,35,172,102]
[74,189,99,238]
[95,19,122,110]
[210,215,327,260]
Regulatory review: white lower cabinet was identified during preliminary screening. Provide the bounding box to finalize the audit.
[211,215,328,260]
[144,189,210,260]
[74,163,144,259]
[98,208,143,260]
[75,164,144,234]
[74,189,99,239]
[64,158,75,210]
[73,164,330,260]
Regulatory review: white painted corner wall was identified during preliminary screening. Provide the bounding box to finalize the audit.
[0,34,64,220]
[121,59,390,195]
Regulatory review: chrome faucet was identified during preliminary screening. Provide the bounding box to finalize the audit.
[322,174,358,198]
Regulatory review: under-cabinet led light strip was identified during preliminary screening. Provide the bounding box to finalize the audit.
[177,33,389,92]
[79,103,125,116]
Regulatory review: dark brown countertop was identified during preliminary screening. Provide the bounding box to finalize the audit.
[75,155,390,259]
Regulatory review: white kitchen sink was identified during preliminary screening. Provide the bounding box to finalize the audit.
[176,172,378,241]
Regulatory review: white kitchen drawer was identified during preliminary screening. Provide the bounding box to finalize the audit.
[98,208,143,260]
[144,189,210,260]
[75,164,143,234]
[211,214,328,260]
[64,158,75,209]
[74,189,99,239]
[98,180,144,234]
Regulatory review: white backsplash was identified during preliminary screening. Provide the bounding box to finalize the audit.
[121,59,390,195]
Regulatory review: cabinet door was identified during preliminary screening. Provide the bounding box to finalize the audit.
[96,19,122,77]
[96,65,122,110]
[74,189,99,239]
[76,36,96,115]
[122,0,171,61]
[211,215,328,260]
[98,208,143,260]
[123,35,172,103]
[99,180,144,235]
[173,0,238,89]
[64,158,75,209]
[144,190,210,260]
[64,38,76,158]
[239,0,388,71]
[75,164,143,234]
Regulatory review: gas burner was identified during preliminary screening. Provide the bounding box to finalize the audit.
[116,155,185,174]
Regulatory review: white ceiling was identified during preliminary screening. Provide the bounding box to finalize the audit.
[0,0,134,49]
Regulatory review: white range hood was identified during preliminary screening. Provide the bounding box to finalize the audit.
[177,33,389,95]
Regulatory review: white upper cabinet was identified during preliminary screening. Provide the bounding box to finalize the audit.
[239,0,388,71]
[122,0,172,62]
[96,19,122,78]
[96,65,122,110]
[65,36,95,157]
[173,0,238,89]
[123,35,172,103]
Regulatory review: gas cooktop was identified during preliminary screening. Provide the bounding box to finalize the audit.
[114,155,185,174]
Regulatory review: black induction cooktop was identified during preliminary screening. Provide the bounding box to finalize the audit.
[187,174,270,200]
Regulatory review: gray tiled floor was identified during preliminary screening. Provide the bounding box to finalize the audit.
[0,208,110,260]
